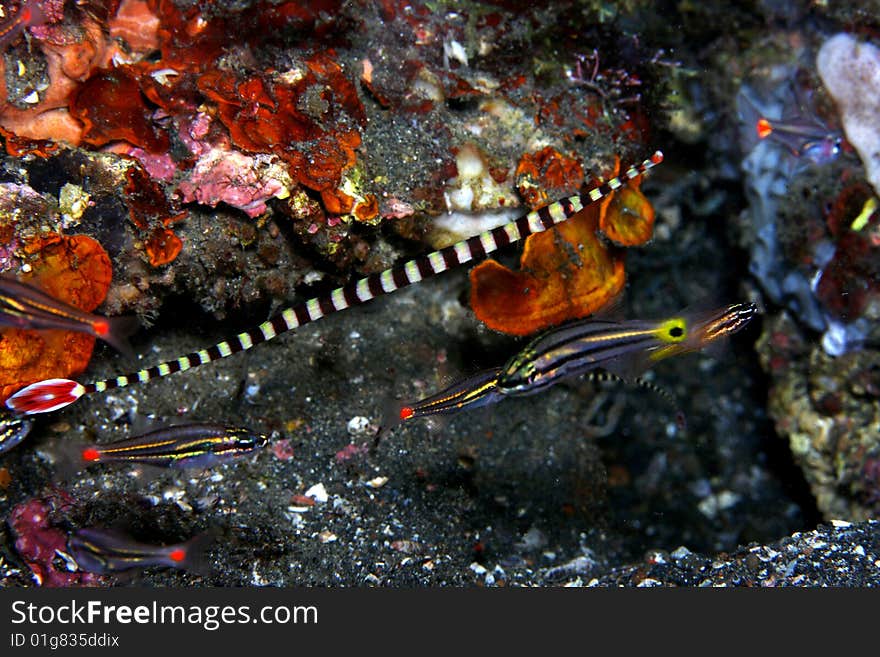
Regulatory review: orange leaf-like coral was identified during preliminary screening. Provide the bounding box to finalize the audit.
[469,204,625,336]
[598,164,655,247]
[0,234,113,401]
[470,154,657,336]
[123,160,185,265]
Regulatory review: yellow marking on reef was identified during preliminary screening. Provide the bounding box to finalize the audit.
[851,197,878,232]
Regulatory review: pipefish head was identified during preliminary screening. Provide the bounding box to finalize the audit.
[648,302,759,363]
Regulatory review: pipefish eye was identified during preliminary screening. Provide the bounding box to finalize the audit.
[656,317,687,344]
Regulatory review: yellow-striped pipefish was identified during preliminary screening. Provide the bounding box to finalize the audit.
[399,302,758,422]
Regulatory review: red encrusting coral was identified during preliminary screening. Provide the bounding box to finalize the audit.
[1,0,658,306]
[147,0,344,71]
[0,234,112,402]
[1,1,371,233]
[108,0,159,53]
[123,162,186,266]
[143,226,182,267]
[515,147,584,210]
[0,125,62,157]
[815,229,880,320]
[196,53,367,214]
[69,68,169,152]
[0,1,138,148]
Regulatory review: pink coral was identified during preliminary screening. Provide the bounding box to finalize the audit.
[9,493,104,587]
[177,149,290,218]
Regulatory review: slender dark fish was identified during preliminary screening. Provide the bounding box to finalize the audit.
[398,303,758,422]
[76,423,269,469]
[498,303,759,395]
[0,409,32,455]
[67,528,213,574]
[0,277,138,357]
[398,368,504,422]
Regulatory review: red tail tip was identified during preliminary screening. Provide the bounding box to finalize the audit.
[82,447,101,463]
[650,150,664,164]
[756,118,773,139]
[92,319,110,336]
[5,379,85,415]
[399,406,415,421]
[169,548,187,563]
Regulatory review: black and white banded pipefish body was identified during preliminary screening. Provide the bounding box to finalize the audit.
[6,151,664,415]
[399,303,758,422]
[76,423,269,469]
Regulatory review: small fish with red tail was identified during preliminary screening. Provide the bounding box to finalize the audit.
[737,84,842,166]
[397,302,758,423]
[67,528,214,575]
[0,277,138,358]
[70,423,269,470]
